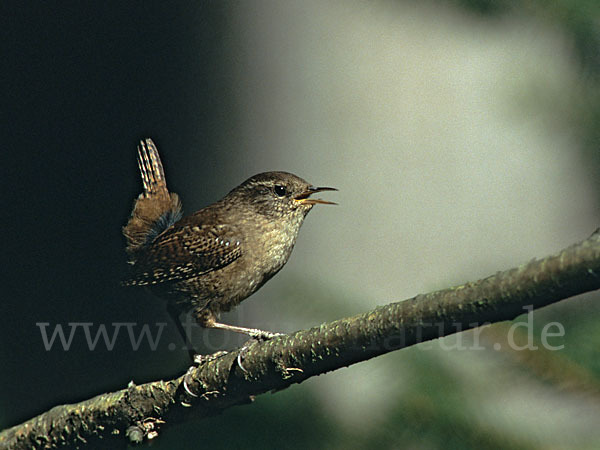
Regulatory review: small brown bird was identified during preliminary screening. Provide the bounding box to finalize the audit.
[123,138,336,349]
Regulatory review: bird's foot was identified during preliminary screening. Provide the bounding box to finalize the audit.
[203,321,285,372]
[183,350,229,398]
[247,329,285,341]
[237,332,285,373]
[206,321,284,341]
[193,350,229,365]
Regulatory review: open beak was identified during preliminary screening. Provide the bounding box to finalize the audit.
[294,186,338,205]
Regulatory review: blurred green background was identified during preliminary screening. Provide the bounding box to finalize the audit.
[1,0,599,449]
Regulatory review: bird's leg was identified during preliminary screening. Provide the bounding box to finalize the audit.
[205,321,284,340]
[167,306,232,373]
[167,303,198,360]
[203,321,284,373]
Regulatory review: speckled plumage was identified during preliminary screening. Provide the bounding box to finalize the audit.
[123,139,335,336]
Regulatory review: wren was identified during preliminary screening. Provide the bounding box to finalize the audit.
[123,138,336,349]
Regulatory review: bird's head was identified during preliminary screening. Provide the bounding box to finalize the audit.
[227,171,337,221]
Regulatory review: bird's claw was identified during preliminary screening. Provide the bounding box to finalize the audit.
[237,344,251,373]
[183,366,198,398]
[237,332,285,373]
[183,350,229,399]
[193,350,228,365]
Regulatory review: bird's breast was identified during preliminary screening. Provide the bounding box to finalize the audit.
[243,219,300,280]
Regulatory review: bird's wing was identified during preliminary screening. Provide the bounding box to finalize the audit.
[123,224,242,286]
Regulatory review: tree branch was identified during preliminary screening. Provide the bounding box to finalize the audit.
[3,229,600,449]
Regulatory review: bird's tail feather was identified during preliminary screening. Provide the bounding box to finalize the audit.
[123,138,183,259]
[137,137,167,198]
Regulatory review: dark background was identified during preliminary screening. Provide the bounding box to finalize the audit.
[2,1,600,449]
[1,0,239,429]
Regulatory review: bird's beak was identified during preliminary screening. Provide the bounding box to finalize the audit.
[294,186,338,205]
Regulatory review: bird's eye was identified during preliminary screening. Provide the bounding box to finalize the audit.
[274,185,287,197]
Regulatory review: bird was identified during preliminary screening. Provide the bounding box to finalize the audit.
[123,138,336,352]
